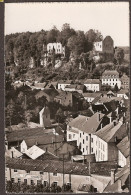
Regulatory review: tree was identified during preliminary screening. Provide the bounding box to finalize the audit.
[114,48,124,65]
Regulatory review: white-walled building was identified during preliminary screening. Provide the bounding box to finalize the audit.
[57,80,72,91]
[82,93,101,103]
[117,90,129,99]
[117,136,129,167]
[67,112,108,155]
[47,42,65,56]
[102,70,121,89]
[84,79,101,92]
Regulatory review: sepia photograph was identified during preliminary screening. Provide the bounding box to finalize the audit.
[4,1,130,193]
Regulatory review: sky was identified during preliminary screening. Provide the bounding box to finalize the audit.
[5,2,129,46]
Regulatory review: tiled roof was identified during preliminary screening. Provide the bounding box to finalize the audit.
[117,89,129,95]
[65,84,84,90]
[107,90,115,96]
[5,147,23,158]
[102,70,119,77]
[95,121,127,143]
[84,79,100,84]
[6,127,64,144]
[6,158,118,176]
[55,91,72,99]
[68,112,105,134]
[117,136,129,158]
[104,164,130,192]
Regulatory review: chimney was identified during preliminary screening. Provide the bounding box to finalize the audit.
[111,169,115,185]
[46,147,48,152]
[118,179,122,192]
[113,121,116,126]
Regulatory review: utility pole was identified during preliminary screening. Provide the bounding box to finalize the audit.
[63,154,65,191]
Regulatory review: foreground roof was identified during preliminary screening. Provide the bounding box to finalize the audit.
[6,158,118,176]
[84,79,100,84]
[24,145,45,160]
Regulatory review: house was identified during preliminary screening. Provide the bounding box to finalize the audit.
[102,70,121,89]
[94,36,114,61]
[67,112,110,155]
[117,89,129,99]
[47,42,65,56]
[82,93,101,103]
[94,119,126,162]
[5,158,118,193]
[104,164,130,192]
[120,74,129,89]
[31,82,47,90]
[57,80,72,91]
[39,106,51,127]
[84,79,101,92]
[35,88,59,102]
[106,90,115,98]
[54,91,72,107]
[117,136,129,167]
[64,84,85,94]
[45,82,58,89]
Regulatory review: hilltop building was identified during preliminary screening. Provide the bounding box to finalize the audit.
[46,42,65,57]
[94,36,114,61]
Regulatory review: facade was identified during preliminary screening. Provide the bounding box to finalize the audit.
[57,80,72,91]
[64,84,85,94]
[120,74,129,89]
[84,79,101,92]
[47,42,65,56]
[94,36,114,61]
[102,70,121,89]
[67,112,110,155]
[83,93,101,103]
[117,90,129,99]
[117,136,129,167]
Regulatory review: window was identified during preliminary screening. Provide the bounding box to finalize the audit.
[18,178,21,184]
[37,180,42,185]
[83,132,84,135]
[14,169,17,172]
[53,182,57,187]
[86,146,88,151]
[31,180,34,185]
[80,133,81,138]
[103,144,105,151]
[24,179,27,184]
[91,148,93,153]
[83,139,84,144]
[73,134,75,138]
[83,148,84,153]
[91,138,93,143]
[44,181,48,187]
[11,178,15,183]
[69,134,72,139]
[27,170,30,173]
[86,136,88,141]
[53,172,57,176]
[40,171,43,175]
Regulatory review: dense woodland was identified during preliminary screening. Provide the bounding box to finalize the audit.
[5,24,129,127]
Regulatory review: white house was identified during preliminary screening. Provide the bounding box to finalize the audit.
[102,70,121,89]
[117,136,129,167]
[84,79,101,92]
[47,42,65,56]
[67,112,106,155]
[82,93,101,103]
[117,90,129,99]
[57,80,72,91]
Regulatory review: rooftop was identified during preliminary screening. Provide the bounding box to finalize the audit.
[102,70,119,77]
[83,93,101,98]
[6,158,118,177]
[68,112,105,134]
[84,79,100,84]
[95,120,127,143]
[24,145,45,160]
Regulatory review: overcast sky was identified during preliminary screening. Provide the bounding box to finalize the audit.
[5,2,129,46]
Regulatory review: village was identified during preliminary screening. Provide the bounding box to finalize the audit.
[5,33,130,193]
